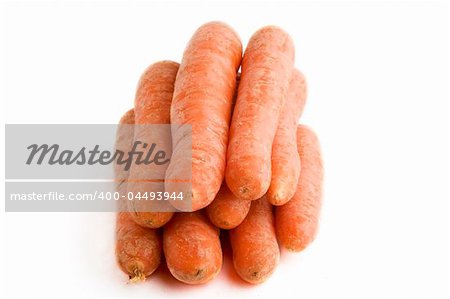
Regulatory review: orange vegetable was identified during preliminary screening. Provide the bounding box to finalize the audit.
[116,212,162,282]
[230,196,280,284]
[268,69,307,205]
[127,61,179,228]
[115,109,162,282]
[206,183,251,229]
[275,125,323,251]
[226,26,295,201]
[114,108,135,191]
[163,212,222,284]
[166,21,242,211]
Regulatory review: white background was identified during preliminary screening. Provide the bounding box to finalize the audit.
[0,1,449,298]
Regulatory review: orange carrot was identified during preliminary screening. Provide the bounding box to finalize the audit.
[163,212,222,284]
[165,21,242,211]
[275,125,323,251]
[230,196,280,284]
[226,26,295,201]
[127,61,179,228]
[206,183,251,229]
[114,108,135,192]
[115,109,162,282]
[116,212,162,282]
[268,69,307,205]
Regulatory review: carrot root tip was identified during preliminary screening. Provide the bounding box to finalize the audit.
[128,268,146,283]
[239,186,249,195]
[195,269,204,277]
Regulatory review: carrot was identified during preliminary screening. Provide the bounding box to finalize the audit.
[206,183,251,229]
[163,212,222,284]
[165,21,242,211]
[226,26,295,201]
[116,212,162,282]
[275,125,323,251]
[268,69,307,205]
[115,109,162,282]
[127,61,179,228]
[230,195,280,284]
[114,108,135,191]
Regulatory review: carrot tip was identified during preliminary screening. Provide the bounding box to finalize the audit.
[239,186,249,195]
[128,268,146,283]
[195,268,204,277]
[270,193,284,206]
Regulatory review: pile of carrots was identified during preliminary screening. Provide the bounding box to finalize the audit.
[115,21,323,285]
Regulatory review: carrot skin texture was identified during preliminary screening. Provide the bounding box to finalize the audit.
[268,70,307,206]
[275,125,323,251]
[129,208,173,229]
[163,212,222,284]
[166,21,242,211]
[115,109,162,282]
[128,61,179,228]
[206,184,251,229]
[226,26,295,201]
[230,196,280,284]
